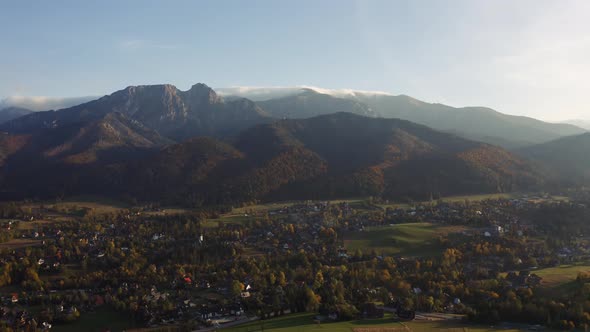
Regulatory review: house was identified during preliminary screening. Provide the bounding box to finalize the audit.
[482,226,503,237]
[338,248,348,258]
[94,295,105,306]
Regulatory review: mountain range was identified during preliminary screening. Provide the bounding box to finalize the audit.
[0,106,33,124]
[563,119,590,130]
[0,82,585,204]
[3,85,585,149]
[0,84,270,141]
[256,89,377,119]
[519,132,590,184]
[0,112,542,204]
[220,87,586,149]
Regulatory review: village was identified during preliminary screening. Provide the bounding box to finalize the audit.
[0,192,588,331]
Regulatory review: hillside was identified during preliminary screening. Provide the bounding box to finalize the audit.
[0,106,33,124]
[0,113,171,199]
[245,113,540,199]
[0,109,543,204]
[519,133,590,183]
[224,87,585,148]
[0,132,29,167]
[5,112,168,165]
[5,85,582,150]
[563,119,590,130]
[257,89,377,119]
[346,94,586,149]
[101,113,542,205]
[0,84,271,141]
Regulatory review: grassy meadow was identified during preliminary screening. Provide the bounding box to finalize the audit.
[343,223,466,257]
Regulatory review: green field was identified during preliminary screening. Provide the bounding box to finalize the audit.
[27,196,200,218]
[343,223,466,257]
[209,193,516,230]
[510,263,590,299]
[531,263,590,297]
[244,194,512,212]
[204,214,257,228]
[433,193,514,203]
[222,313,529,332]
[36,196,130,214]
[534,264,590,287]
[376,193,515,210]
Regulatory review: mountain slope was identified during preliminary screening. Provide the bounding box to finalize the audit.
[0,106,33,124]
[242,113,540,199]
[225,87,585,148]
[105,113,541,205]
[348,94,586,149]
[0,110,542,204]
[34,112,170,164]
[257,89,377,119]
[518,133,590,183]
[103,136,326,205]
[0,112,170,198]
[0,84,271,141]
[0,133,29,167]
[563,119,590,130]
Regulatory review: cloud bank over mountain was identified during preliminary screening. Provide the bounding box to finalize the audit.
[0,96,98,111]
[216,86,393,101]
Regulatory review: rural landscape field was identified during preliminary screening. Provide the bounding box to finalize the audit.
[3,1,590,331]
[1,192,589,331]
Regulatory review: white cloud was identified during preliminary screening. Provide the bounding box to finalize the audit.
[216,85,393,101]
[215,86,302,101]
[0,96,98,111]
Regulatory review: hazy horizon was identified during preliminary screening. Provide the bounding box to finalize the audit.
[1,84,587,124]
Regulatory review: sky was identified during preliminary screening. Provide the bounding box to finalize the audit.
[1,0,589,121]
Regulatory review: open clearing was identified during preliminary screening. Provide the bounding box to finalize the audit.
[206,194,516,229]
[532,263,590,298]
[24,196,130,215]
[343,223,466,257]
[376,193,514,210]
[16,218,62,230]
[231,193,521,216]
[222,313,532,332]
[24,196,197,218]
[204,214,254,228]
[534,264,590,287]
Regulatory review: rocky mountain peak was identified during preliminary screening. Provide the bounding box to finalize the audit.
[184,83,221,106]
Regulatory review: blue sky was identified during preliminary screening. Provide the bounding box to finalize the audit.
[1,0,589,121]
